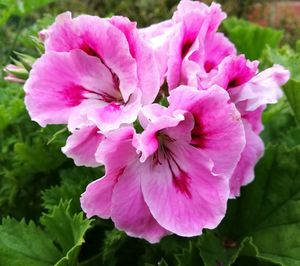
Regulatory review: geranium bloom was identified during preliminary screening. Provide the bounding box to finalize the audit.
[24,12,160,132]
[140,0,236,88]
[202,55,290,196]
[18,0,290,243]
[81,86,245,242]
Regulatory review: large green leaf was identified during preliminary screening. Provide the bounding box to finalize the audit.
[223,17,283,60]
[0,201,92,266]
[0,218,60,266]
[199,144,300,266]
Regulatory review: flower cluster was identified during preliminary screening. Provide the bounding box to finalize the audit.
[24,1,289,243]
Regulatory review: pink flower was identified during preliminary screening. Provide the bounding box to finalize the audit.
[141,0,236,89]
[24,13,160,131]
[202,55,290,196]
[81,86,245,242]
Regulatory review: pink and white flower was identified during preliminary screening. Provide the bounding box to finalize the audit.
[81,86,245,242]
[24,13,160,132]
[20,0,291,243]
[203,55,290,196]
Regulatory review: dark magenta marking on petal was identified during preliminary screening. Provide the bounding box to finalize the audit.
[172,168,192,198]
[181,40,193,58]
[191,115,206,148]
[227,77,242,89]
[80,43,99,57]
[204,60,215,73]
[63,84,86,107]
[153,137,192,198]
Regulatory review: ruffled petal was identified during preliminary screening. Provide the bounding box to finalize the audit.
[80,171,119,219]
[209,55,259,90]
[88,90,141,132]
[95,127,137,171]
[62,125,103,167]
[81,127,137,219]
[168,85,246,177]
[139,20,174,83]
[229,120,264,197]
[45,13,138,102]
[136,108,189,162]
[24,50,115,127]
[141,141,229,236]
[110,16,160,103]
[167,2,226,90]
[229,64,290,113]
[111,161,169,243]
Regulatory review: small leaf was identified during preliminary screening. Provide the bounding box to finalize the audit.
[42,167,101,213]
[41,201,93,266]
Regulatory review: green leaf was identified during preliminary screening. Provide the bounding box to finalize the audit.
[0,218,61,266]
[0,201,92,266]
[199,232,257,266]
[263,46,300,81]
[175,241,203,266]
[199,144,300,266]
[14,141,66,173]
[41,201,93,266]
[42,167,101,213]
[261,97,297,144]
[283,79,300,124]
[102,229,127,266]
[223,17,283,60]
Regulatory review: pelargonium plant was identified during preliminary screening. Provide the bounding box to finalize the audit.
[20,0,289,243]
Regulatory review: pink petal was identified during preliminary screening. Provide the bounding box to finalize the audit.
[81,127,137,219]
[138,103,168,129]
[95,127,137,171]
[229,64,290,113]
[168,85,246,177]
[141,142,229,236]
[136,108,188,162]
[45,12,138,102]
[110,16,161,104]
[80,171,119,219]
[167,1,226,90]
[24,49,115,127]
[209,55,259,90]
[111,161,169,243]
[139,19,174,83]
[242,106,265,134]
[201,33,236,73]
[62,125,103,167]
[229,120,264,197]
[88,91,141,132]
